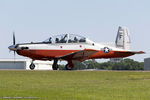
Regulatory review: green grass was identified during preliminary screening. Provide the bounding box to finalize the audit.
[0,70,150,100]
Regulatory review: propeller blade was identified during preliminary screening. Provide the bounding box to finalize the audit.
[13,32,16,45]
[13,32,16,63]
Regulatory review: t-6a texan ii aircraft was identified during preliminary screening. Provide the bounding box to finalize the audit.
[8,26,144,70]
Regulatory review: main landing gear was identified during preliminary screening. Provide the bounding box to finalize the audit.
[29,60,35,70]
[65,64,73,70]
[29,59,74,70]
[52,59,59,70]
[65,60,74,70]
[52,59,74,70]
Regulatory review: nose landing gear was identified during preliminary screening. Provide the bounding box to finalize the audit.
[29,60,35,70]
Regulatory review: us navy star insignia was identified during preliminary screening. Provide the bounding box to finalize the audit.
[104,47,110,53]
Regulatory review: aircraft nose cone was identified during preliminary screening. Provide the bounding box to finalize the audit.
[8,45,17,51]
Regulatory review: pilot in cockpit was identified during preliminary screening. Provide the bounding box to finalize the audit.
[60,34,67,43]
[56,38,59,43]
[74,37,78,43]
[49,37,52,43]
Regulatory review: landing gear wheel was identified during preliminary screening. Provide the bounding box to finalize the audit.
[52,59,59,70]
[52,64,58,70]
[29,63,35,70]
[65,64,72,70]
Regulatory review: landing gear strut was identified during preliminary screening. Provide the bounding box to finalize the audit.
[29,60,35,70]
[52,59,58,70]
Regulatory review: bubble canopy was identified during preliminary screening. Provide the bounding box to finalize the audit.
[43,34,86,44]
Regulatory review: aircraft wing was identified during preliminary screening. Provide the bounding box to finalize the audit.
[128,51,145,54]
[114,51,145,55]
[58,49,99,62]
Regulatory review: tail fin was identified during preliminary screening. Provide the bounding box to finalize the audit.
[115,26,131,50]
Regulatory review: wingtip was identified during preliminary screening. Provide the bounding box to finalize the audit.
[138,51,145,54]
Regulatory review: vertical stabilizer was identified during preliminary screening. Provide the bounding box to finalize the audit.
[115,26,131,50]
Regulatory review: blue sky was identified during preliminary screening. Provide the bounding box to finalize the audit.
[0,0,149,62]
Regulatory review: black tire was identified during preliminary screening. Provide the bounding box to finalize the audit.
[29,63,35,70]
[52,59,59,70]
[52,64,58,70]
[65,64,72,70]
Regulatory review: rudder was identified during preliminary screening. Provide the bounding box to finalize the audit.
[115,26,131,50]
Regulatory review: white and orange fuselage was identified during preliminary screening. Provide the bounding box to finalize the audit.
[16,39,141,61]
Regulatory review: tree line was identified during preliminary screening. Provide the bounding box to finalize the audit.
[59,58,144,70]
